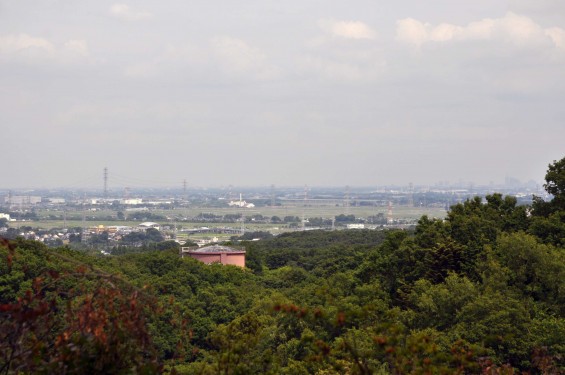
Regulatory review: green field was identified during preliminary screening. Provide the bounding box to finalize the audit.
[158,204,447,221]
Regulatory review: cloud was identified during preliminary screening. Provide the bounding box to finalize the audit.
[211,37,263,71]
[395,18,429,47]
[124,37,280,81]
[302,20,383,83]
[319,19,376,40]
[110,4,152,21]
[0,33,88,63]
[545,27,565,48]
[300,55,385,83]
[210,36,280,80]
[63,40,89,57]
[123,43,206,79]
[303,57,365,82]
[0,33,55,57]
[396,12,565,49]
[55,102,211,137]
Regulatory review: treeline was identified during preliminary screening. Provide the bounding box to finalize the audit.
[1,157,565,373]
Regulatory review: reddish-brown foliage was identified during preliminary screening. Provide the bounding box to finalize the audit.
[0,238,163,374]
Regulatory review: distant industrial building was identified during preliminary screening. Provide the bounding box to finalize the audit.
[228,200,255,208]
[138,222,161,231]
[122,198,143,205]
[4,196,42,205]
[347,223,365,229]
[228,193,255,208]
[47,198,66,204]
[180,245,246,267]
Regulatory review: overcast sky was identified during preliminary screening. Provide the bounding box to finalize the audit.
[1,0,564,189]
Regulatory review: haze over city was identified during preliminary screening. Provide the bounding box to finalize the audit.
[2,0,565,189]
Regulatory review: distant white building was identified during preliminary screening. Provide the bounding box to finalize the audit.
[122,198,143,205]
[347,224,365,229]
[228,193,255,208]
[228,200,255,208]
[0,213,11,221]
[138,222,160,231]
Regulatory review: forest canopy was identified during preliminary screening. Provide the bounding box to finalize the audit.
[1,156,565,374]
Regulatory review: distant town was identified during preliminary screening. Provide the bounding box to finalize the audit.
[0,177,545,251]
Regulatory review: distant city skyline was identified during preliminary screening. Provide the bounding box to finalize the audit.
[0,169,544,192]
[1,1,564,188]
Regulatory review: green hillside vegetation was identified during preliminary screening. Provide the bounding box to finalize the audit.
[1,156,565,374]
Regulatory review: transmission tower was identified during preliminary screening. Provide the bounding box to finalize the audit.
[81,193,89,244]
[270,184,276,207]
[345,185,350,215]
[302,185,308,231]
[240,193,245,235]
[183,179,187,201]
[387,201,393,225]
[103,167,108,198]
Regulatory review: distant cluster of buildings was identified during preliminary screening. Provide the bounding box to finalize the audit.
[0,221,169,247]
[86,222,160,235]
[1,220,247,267]
[227,199,255,208]
[0,226,70,246]
[1,195,174,208]
[3,196,44,205]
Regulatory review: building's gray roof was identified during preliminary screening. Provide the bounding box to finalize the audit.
[189,245,245,253]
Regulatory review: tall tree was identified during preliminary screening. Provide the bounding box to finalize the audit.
[544,156,565,202]
[533,155,565,216]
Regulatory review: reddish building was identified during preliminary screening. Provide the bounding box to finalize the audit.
[180,245,246,268]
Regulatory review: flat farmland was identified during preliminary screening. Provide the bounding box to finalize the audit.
[169,204,447,221]
[25,204,446,231]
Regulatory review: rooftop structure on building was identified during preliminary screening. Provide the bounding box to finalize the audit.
[180,245,246,267]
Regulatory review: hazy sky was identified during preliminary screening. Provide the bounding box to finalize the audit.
[1,0,564,189]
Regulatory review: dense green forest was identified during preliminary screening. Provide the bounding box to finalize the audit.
[1,157,565,374]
